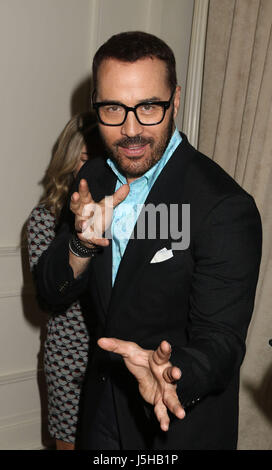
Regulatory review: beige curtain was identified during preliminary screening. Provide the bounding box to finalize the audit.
[198,0,272,449]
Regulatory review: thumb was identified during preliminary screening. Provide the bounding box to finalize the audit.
[152,340,172,366]
[97,337,139,358]
[112,184,130,208]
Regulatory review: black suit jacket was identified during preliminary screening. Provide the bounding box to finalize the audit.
[36,133,262,449]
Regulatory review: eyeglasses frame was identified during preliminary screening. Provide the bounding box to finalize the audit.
[92,89,176,126]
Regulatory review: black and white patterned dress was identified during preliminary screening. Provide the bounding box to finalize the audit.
[27,203,89,443]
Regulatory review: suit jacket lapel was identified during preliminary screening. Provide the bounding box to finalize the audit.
[90,160,116,317]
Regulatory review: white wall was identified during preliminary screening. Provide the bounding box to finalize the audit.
[0,0,93,246]
[0,0,93,450]
[0,0,194,449]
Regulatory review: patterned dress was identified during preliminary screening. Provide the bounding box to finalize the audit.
[27,203,89,443]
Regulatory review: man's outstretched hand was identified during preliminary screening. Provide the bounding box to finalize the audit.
[68,179,129,278]
[70,178,130,247]
[97,337,185,432]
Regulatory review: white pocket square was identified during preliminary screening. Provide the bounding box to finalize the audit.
[150,247,174,263]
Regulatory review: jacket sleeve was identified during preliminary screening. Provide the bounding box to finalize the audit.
[34,165,95,309]
[35,221,92,309]
[170,193,262,408]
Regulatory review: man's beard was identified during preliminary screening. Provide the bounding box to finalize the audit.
[101,111,175,179]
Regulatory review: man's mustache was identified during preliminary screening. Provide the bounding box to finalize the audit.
[114,136,154,148]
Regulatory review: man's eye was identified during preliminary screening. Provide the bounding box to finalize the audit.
[140,104,156,112]
[105,105,122,113]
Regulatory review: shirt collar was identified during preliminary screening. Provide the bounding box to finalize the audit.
[107,127,182,188]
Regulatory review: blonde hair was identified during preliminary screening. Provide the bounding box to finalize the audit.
[40,113,93,220]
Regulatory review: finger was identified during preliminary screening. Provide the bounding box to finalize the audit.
[75,217,90,233]
[97,337,140,358]
[78,179,94,203]
[162,390,185,420]
[163,366,182,384]
[154,399,170,432]
[70,193,93,217]
[112,184,130,208]
[152,340,172,366]
[70,192,80,211]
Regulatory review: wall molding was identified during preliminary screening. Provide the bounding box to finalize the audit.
[0,409,40,428]
[0,409,43,450]
[89,0,100,56]
[0,285,35,299]
[0,289,22,299]
[0,368,42,386]
[0,244,28,257]
[183,0,209,148]
[0,244,33,298]
[0,245,21,257]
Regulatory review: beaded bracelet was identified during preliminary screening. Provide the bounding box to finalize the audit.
[69,233,102,258]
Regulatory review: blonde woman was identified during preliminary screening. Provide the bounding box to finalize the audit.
[27,113,94,450]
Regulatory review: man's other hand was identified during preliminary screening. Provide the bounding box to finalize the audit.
[98,337,185,432]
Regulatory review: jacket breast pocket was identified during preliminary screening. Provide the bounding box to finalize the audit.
[147,250,187,273]
[136,249,192,310]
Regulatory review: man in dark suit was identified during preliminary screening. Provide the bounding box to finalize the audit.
[37,31,262,450]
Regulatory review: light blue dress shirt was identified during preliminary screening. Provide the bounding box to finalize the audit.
[107,128,182,284]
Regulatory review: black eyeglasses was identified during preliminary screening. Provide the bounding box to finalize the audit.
[92,89,175,126]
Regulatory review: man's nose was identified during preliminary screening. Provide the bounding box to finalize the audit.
[121,110,143,137]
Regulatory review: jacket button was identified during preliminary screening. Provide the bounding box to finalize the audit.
[58,280,69,294]
[101,376,107,382]
[191,397,200,406]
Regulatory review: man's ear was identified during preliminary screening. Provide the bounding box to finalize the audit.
[173,85,181,119]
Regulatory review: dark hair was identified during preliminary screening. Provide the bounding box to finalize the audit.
[92,31,177,93]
